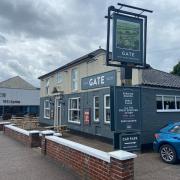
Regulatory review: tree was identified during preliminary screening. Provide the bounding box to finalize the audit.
[171,61,180,76]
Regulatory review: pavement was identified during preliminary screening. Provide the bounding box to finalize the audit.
[0,132,79,180]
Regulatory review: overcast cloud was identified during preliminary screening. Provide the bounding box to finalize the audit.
[0,0,180,86]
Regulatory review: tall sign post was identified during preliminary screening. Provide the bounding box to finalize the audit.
[106,3,152,151]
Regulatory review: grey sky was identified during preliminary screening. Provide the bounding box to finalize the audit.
[0,0,180,86]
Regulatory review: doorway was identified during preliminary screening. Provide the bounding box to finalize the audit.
[55,98,61,127]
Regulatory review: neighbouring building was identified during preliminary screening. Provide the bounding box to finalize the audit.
[0,76,40,118]
[38,48,180,145]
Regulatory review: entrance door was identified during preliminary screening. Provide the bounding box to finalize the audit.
[55,98,61,127]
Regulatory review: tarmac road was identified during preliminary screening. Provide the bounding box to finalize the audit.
[135,151,180,180]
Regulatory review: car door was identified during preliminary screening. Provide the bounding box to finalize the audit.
[169,125,180,158]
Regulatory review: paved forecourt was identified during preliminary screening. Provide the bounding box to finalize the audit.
[0,132,79,180]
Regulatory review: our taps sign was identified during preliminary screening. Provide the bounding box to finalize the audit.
[111,87,141,132]
[81,70,116,90]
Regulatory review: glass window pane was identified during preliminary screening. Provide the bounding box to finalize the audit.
[78,98,80,109]
[57,72,62,83]
[106,96,110,107]
[95,109,99,121]
[164,96,175,109]
[72,99,77,109]
[156,96,162,110]
[106,109,110,122]
[170,125,180,134]
[95,97,99,107]
[176,97,180,109]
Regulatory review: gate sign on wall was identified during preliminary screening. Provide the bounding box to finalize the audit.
[81,70,116,90]
[112,14,143,65]
[110,86,141,132]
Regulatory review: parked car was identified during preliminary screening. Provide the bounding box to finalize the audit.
[153,122,180,164]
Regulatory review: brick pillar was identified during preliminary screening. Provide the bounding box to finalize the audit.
[109,151,136,180]
[41,131,54,155]
[110,158,134,180]
[29,131,40,148]
[0,122,11,131]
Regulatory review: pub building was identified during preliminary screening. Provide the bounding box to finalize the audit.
[0,76,40,119]
[38,48,180,147]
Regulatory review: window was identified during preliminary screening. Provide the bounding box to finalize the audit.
[156,96,163,110]
[170,125,180,134]
[45,79,49,95]
[176,97,180,109]
[44,100,50,119]
[164,96,175,110]
[156,95,180,112]
[68,98,80,123]
[104,94,110,123]
[71,68,78,91]
[94,96,100,122]
[57,72,63,84]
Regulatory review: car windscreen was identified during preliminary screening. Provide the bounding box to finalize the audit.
[169,125,180,134]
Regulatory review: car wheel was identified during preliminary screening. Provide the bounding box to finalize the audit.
[160,144,177,164]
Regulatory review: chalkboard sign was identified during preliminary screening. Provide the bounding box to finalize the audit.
[111,86,141,132]
[120,133,141,151]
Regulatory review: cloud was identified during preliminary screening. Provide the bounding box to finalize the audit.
[0,34,7,45]
[0,0,180,87]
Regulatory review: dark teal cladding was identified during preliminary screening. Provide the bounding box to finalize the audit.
[39,86,180,144]
[81,70,116,90]
[140,87,180,144]
[39,88,113,139]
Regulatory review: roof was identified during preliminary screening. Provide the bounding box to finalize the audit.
[141,68,180,89]
[0,76,37,90]
[38,48,106,79]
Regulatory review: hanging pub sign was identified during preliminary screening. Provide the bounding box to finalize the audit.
[110,86,141,132]
[112,13,143,65]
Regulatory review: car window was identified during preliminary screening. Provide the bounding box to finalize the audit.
[170,125,180,134]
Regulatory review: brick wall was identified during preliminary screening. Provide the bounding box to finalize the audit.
[0,122,11,131]
[4,125,41,148]
[43,136,136,180]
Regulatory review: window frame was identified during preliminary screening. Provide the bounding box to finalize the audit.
[44,100,50,119]
[71,68,78,91]
[104,94,110,124]
[56,72,63,84]
[93,96,100,122]
[156,95,180,112]
[45,79,49,95]
[68,97,80,124]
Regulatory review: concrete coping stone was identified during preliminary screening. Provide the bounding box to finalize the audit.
[29,130,40,134]
[109,150,137,161]
[0,121,11,125]
[5,124,29,136]
[41,130,55,135]
[53,132,62,137]
[46,136,137,163]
